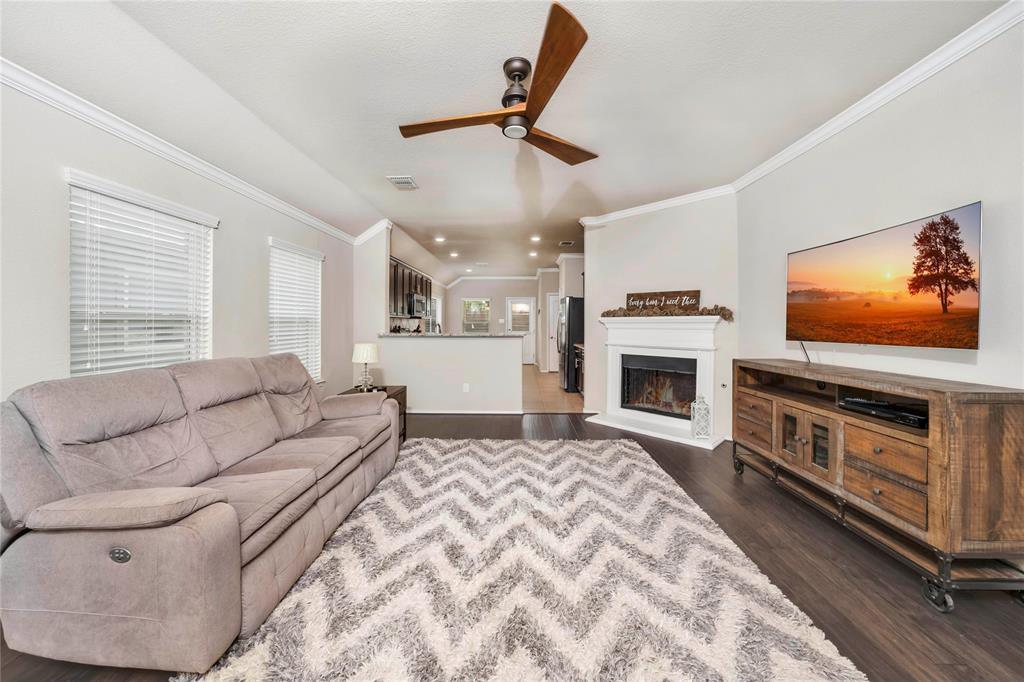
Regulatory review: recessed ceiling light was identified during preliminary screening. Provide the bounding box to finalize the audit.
[529,251,538,257]
[475,262,489,266]
[434,236,446,243]
[465,268,473,273]
[449,251,459,257]
[530,235,541,242]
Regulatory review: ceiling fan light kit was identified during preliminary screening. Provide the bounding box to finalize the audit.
[398,3,597,166]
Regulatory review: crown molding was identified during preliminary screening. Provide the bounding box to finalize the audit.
[733,0,1023,192]
[446,274,539,287]
[536,267,558,277]
[579,185,735,228]
[353,219,392,245]
[0,57,376,245]
[555,253,585,265]
[578,2,1023,224]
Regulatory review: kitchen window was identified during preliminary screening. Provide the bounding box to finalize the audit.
[269,238,323,380]
[462,298,490,334]
[69,173,215,375]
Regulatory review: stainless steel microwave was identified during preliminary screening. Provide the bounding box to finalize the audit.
[407,293,427,317]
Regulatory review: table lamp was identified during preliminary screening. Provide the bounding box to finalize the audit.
[352,343,379,392]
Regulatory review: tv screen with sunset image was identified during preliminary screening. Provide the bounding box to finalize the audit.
[786,202,981,349]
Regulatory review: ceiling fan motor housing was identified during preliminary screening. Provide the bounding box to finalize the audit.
[501,114,530,139]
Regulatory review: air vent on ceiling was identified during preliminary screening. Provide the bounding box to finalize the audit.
[386,175,418,190]
[558,240,575,247]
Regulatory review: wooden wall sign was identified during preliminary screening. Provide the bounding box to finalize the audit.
[626,290,701,312]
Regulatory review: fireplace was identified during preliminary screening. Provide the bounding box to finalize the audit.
[588,315,724,449]
[621,355,697,420]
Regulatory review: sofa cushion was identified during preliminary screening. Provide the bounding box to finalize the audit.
[169,358,281,470]
[201,469,315,542]
[250,354,323,438]
[319,392,387,420]
[220,437,361,495]
[8,370,218,496]
[26,487,226,531]
[292,415,390,448]
[1,402,72,549]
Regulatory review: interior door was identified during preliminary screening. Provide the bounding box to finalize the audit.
[506,297,536,364]
[546,293,559,372]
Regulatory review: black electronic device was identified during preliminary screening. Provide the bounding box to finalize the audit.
[838,396,929,429]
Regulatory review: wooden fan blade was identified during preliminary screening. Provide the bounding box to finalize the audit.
[525,3,588,125]
[524,128,597,165]
[399,103,525,138]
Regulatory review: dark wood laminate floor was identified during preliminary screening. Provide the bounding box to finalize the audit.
[3,413,1022,681]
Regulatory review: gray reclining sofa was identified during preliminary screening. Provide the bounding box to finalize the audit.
[0,353,399,672]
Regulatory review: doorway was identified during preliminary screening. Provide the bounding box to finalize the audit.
[546,293,559,372]
[506,297,536,364]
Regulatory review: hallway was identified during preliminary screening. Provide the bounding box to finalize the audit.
[522,364,586,413]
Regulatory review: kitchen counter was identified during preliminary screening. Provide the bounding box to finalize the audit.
[375,334,523,413]
[379,333,526,338]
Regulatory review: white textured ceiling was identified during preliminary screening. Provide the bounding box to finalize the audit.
[4,1,1001,276]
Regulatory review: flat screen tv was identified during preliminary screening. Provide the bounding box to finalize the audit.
[786,202,981,350]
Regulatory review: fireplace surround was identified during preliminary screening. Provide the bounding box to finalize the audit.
[588,315,724,448]
[621,354,697,420]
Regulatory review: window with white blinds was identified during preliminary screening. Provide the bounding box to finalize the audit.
[268,238,323,381]
[69,186,213,375]
[462,298,490,334]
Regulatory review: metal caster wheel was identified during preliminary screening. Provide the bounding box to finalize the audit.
[922,580,955,614]
[1014,591,1024,607]
[733,457,745,475]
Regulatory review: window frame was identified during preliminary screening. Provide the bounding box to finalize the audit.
[268,237,324,381]
[461,297,491,335]
[67,171,216,376]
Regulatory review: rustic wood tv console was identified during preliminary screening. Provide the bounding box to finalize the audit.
[731,358,1024,613]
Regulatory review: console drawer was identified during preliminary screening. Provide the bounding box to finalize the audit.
[845,424,927,484]
[844,463,927,529]
[736,392,772,426]
[736,414,772,452]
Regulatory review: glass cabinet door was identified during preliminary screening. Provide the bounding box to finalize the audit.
[778,407,802,464]
[805,414,838,482]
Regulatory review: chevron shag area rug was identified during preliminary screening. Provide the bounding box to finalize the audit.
[184,438,865,681]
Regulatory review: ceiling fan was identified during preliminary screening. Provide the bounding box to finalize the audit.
[398,2,597,166]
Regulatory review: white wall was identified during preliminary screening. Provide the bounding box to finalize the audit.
[351,227,390,384]
[583,194,739,436]
[558,255,585,298]
[536,269,559,371]
[377,337,523,413]
[444,278,538,336]
[737,25,1024,389]
[389,225,449,288]
[0,86,356,396]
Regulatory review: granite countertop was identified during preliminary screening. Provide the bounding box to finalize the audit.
[379,333,526,338]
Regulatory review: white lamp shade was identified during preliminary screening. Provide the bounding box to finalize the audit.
[351,343,379,364]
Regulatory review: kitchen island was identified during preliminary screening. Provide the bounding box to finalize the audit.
[376,333,524,413]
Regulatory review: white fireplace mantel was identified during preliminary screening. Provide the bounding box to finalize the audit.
[587,315,725,449]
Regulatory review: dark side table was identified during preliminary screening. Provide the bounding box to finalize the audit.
[340,385,406,443]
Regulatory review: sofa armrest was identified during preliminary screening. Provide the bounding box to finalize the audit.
[2,502,241,672]
[26,487,227,531]
[319,391,387,420]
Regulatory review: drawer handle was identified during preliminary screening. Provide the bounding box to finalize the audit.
[873,446,883,454]
[748,430,756,436]
[747,403,759,410]
[872,487,883,496]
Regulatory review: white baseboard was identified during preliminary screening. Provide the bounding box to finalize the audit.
[407,409,524,415]
[585,413,725,450]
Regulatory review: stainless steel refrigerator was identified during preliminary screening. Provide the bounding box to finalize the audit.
[557,296,584,391]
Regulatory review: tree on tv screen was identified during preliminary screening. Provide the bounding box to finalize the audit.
[907,214,977,314]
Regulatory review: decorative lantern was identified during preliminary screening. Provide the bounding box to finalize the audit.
[691,395,711,440]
